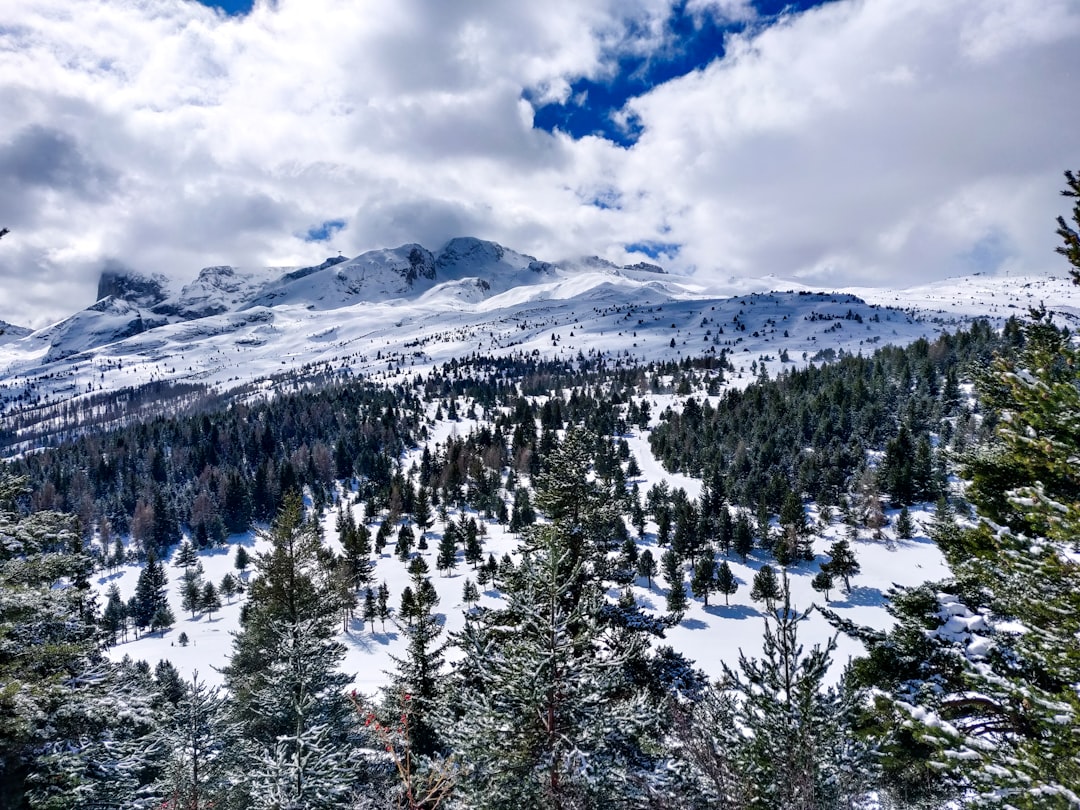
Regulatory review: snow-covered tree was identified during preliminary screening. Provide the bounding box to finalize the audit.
[442,523,668,809]
[681,577,876,810]
[834,314,1080,808]
[221,493,360,808]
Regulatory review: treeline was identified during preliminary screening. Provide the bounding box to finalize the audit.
[649,319,1013,511]
[5,380,420,554]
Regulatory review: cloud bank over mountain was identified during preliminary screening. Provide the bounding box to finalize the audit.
[2,0,1078,327]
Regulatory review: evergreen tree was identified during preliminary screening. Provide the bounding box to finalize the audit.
[811,568,834,602]
[636,548,657,589]
[234,544,250,576]
[220,572,238,603]
[377,581,391,632]
[824,538,860,593]
[690,552,718,606]
[386,560,445,758]
[220,493,357,808]
[835,311,1080,808]
[442,522,668,808]
[733,511,753,561]
[666,567,689,616]
[750,564,781,612]
[151,601,175,636]
[0,475,105,807]
[362,587,377,631]
[894,506,915,540]
[132,551,169,632]
[687,577,876,809]
[200,580,222,618]
[462,578,480,608]
[436,528,458,575]
[155,670,230,809]
[715,560,738,607]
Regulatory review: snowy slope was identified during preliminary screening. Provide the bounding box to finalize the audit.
[97,406,951,693]
[11,241,1067,696]
[2,239,1078,454]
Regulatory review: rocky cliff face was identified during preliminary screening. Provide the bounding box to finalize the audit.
[96,266,171,308]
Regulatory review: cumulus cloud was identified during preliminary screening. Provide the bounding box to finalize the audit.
[0,0,1077,327]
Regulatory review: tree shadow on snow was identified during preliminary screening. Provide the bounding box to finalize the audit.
[680,618,710,630]
[829,585,885,609]
[702,603,759,621]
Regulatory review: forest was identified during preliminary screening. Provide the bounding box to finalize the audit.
[2,177,1080,808]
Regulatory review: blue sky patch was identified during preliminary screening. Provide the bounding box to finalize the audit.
[626,240,680,260]
[528,0,834,146]
[304,219,346,243]
[195,0,254,16]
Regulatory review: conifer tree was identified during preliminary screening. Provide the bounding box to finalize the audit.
[200,580,221,618]
[715,560,738,606]
[132,551,169,632]
[442,523,668,808]
[835,310,1080,808]
[386,559,445,758]
[824,538,860,593]
[155,670,230,809]
[693,577,875,809]
[733,511,753,561]
[750,564,781,612]
[362,587,377,631]
[810,568,834,603]
[690,552,717,606]
[220,493,357,808]
[436,527,458,575]
[636,548,657,589]
[667,567,689,616]
[462,578,480,608]
[894,506,914,540]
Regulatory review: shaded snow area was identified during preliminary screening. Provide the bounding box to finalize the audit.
[100,408,950,692]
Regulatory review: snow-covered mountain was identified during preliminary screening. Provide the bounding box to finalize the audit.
[1,236,1078,453]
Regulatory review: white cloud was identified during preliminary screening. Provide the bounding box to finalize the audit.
[0,0,1077,327]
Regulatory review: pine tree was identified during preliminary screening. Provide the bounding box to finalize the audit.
[715,560,738,606]
[132,551,169,632]
[174,539,198,569]
[234,544,250,576]
[386,560,445,758]
[200,581,221,618]
[667,567,689,616]
[436,527,458,575]
[220,493,358,808]
[362,587,377,631]
[690,551,717,606]
[151,601,175,636]
[750,564,781,612]
[442,522,668,807]
[0,475,105,807]
[462,578,480,608]
[733,511,753,561]
[835,311,1080,808]
[810,568,834,602]
[220,572,238,603]
[824,538,860,593]
[155,670,230,808]
[636,548,657,589]
[693,577,876,809]
[377,581,391,632]
[894,506,915,539]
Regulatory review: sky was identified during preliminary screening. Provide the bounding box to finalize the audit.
[1,0,1078,329]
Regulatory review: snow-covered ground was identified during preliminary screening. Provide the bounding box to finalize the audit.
[99,410,950,694]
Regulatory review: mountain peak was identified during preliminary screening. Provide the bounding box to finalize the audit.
[96,265,171,308]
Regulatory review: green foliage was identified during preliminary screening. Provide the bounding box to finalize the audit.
[837,315,1080,807]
